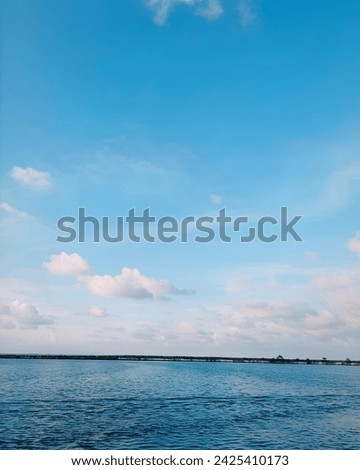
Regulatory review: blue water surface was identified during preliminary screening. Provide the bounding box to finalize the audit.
[0,359,359,449]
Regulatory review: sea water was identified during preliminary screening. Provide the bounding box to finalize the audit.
[0,359,359,449]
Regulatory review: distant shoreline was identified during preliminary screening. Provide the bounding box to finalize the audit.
[0,354,359,366]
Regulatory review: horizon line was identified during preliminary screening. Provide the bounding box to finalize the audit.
[0,353,359,365]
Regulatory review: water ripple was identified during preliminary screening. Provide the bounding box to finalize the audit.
[0,359,359,449]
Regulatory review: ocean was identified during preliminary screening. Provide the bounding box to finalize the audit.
[0,359,359,449]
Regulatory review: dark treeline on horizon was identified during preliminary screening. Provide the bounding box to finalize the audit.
[0,354,359,366]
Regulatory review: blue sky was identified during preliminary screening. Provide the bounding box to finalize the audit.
[1,0,360,358]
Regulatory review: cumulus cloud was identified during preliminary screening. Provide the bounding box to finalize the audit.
[44,252,194,300]
[44,252,91,276]
[83,267,195,300]
[0,300,54,330]
[348,232,360,253]
[0,202,28,218]
[10,166,53,190]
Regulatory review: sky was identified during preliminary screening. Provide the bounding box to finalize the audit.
[1,0,360,359]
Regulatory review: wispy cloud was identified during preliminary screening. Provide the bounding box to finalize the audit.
[75,150,184,198]
[145,0,194,26]
[348,232,360,253]
[0,202,28,218]
[10,166,53,190]
[314,162,360,216]
[145,0,252,25]
[196,0,223,20]
[305,250,319,261]
[87,304,108,318]
[313,270,360,330]
[238,0,256,28]
[209,194,223,204]
[294,161,360,218]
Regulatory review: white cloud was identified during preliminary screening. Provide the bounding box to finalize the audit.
[83,267,195,300]
[227,301,316,327]
[11,166,53,190]
[176,321,198,335]
[145,0,223,25]
[77,149,184,198]
[219,260,360,348]
[0,304,16,329]
[210,194,223,204]
[238,0,256,27]
[312,162,360,216]
[305,250,319,261]
[313,273,354,290]
[202,296,357,352]
[145,0,192,25]
[222,264,360,339]
[312,266,360,329]
[223,274,252,294]
[348,232,360,253]
[0,202,28,218]
[145,0,258,26]
[304,310,336,331]
[44,252,91,276]
[88,304,108,318]
[131,326,167,342]
[44,252,194,300]
[0,300,54,330]
[196,0,223,20]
